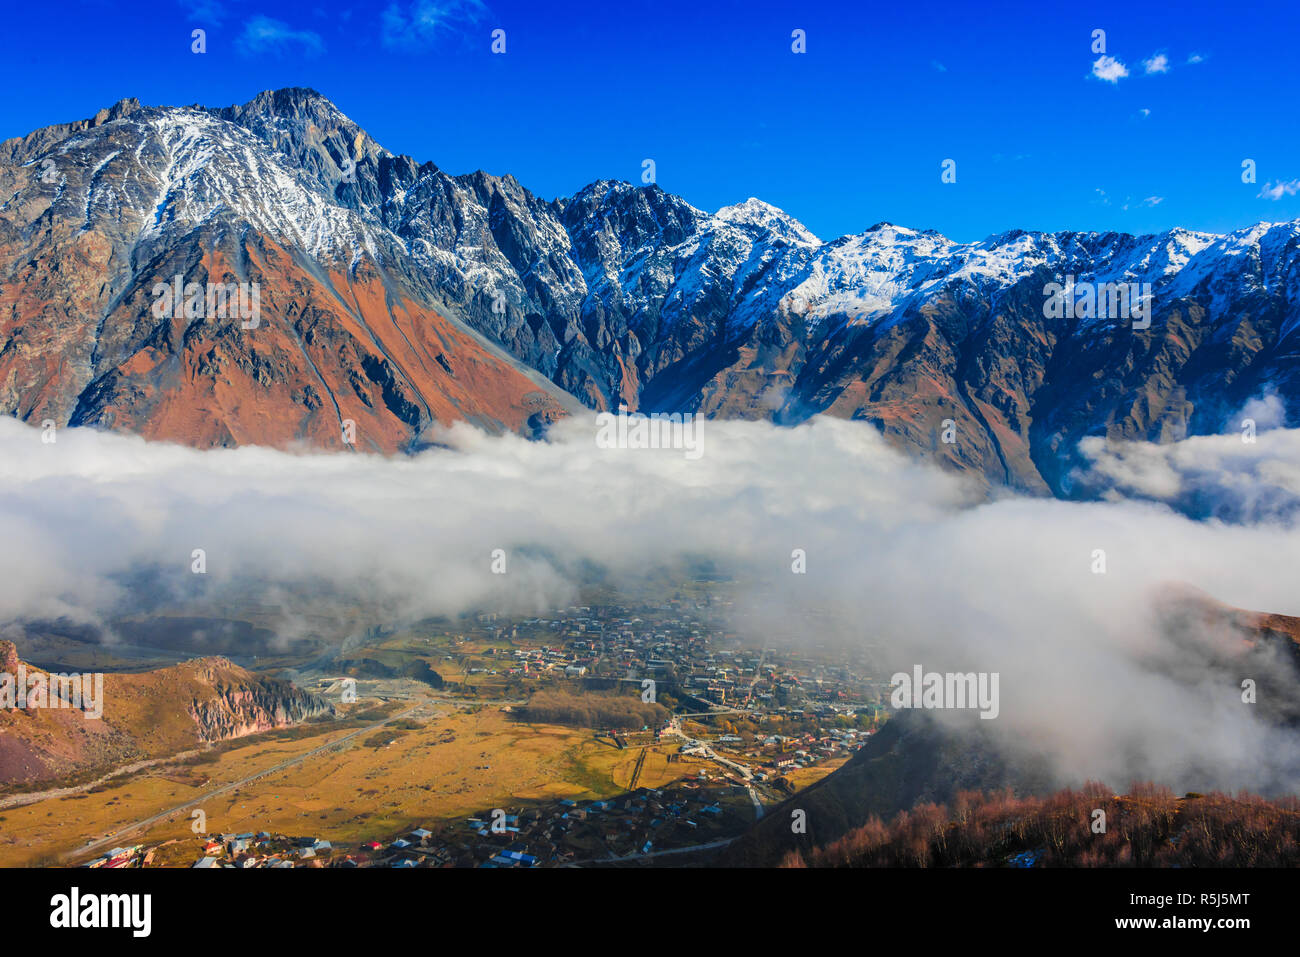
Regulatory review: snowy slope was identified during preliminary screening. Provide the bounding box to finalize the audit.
[4,87,1300,493]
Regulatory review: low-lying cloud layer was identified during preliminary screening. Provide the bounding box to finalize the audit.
[1075,415,1300,523]
[3,413,1300,795]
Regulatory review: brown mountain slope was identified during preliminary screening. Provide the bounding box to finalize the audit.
[718,709,1054,868]
[0,639,333,789]
[0,229,572,451]
[0,95,575,452]
[784,784,1300,868]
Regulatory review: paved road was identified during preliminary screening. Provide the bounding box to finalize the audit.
[663,715,764,822]
[567,837,736,866]
[665,716,755,781]
[65,701,427,862]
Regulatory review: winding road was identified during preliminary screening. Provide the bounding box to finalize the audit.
[63,700,427,862]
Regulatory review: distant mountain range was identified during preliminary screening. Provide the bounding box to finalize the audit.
[3,88,1298,492]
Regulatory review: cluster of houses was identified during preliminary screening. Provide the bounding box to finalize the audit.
[188,833,337,868]
[133,780,750,869]
[456,783,744,865]
[747,727,872,770]
[460,598,882,724]
[84,844,152,868]
[98,596,886,870]
[358,781,749,868]
[83,834,335,869]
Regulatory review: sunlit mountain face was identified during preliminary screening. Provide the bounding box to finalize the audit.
[4,88,1298,496]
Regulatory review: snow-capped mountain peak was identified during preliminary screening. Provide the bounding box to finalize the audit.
[714,197,820,246]
[4,88,1300,498]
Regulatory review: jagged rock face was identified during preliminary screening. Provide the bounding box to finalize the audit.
[3,88,1298,491]
[187,669,335,742]
[0,91,573,452]
[652,227,1300,495]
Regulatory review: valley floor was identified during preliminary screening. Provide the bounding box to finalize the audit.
[0,697,834,867]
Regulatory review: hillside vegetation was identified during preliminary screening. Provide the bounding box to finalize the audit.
[782,783,1300,868]
[516,689,667,730]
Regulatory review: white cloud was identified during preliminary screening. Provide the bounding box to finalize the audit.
[1143,53,1170,74]
[1074,415,1300,524]
[1120,194,1162,211]
[179,0,227,24]
[1187,52,1205,64]
[1241,393,1289,431]
[381,0,488,50]
[1091,55,1129,83]
[1258,179,1300,201]
[930,60,947,72]
[4,415,1300,795]
[236,15,325,56]
[1138,108,1151,118]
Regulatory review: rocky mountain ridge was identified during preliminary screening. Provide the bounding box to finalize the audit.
[3,88,1298,491]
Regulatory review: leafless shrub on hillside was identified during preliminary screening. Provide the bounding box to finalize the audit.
[515,689,667,730]
[787,782,1300,867]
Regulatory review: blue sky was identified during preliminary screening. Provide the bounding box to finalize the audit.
[2,0,1297,242]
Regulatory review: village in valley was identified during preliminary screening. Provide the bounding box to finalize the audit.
[75,587,889,869]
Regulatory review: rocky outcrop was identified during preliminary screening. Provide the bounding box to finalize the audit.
[0,640,18,674]
[0,642,334,788]
[185,658,335,741]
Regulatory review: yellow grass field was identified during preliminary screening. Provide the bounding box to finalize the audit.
[594,745,699,791]
[0,709,654,867]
